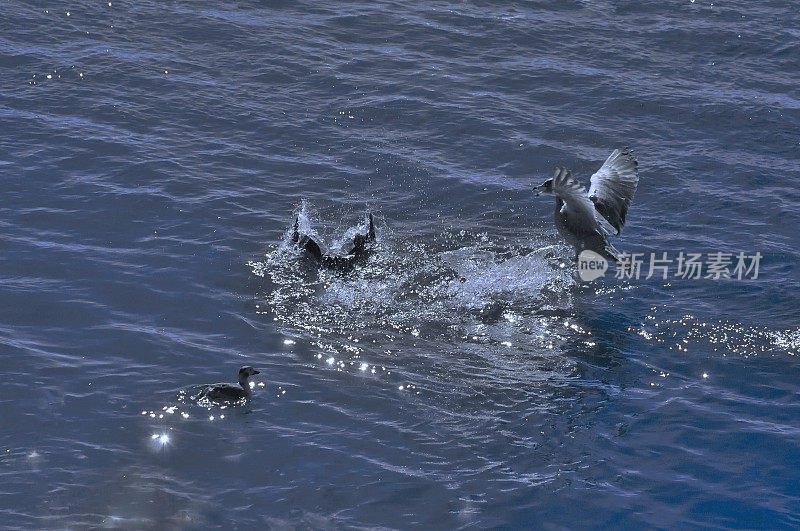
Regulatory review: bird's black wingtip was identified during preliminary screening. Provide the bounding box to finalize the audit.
[291,215,300,243]
[366,212,376,241]
[621,146,638,167]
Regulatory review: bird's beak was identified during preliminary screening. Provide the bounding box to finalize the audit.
[253,369,261,375]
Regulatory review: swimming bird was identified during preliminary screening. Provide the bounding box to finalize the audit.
[292,212,376,270]
[535,148,639,261]
[194,366,260,404]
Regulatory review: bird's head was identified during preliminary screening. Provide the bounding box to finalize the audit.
[238,366,260,379]
[535,178,554,197]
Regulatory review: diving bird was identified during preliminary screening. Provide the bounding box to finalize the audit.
[292,212,376,270]
[193,366,260,404]
[535,148,639,261]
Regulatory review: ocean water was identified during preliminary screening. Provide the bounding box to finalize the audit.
[2,0,799,528]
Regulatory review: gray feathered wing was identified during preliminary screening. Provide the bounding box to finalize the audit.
[588,148,639,235]
[552,167,620,260]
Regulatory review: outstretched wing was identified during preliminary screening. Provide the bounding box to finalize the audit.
[552,167,616,237]
[552,167,619,258]
[552,167,593,213]
[588,148,639,235]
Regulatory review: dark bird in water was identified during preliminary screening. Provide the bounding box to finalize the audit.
[292,212,376,270]
[194,366,260,404]
[535,148,639,261]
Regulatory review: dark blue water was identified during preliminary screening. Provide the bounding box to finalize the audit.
[2,1,799,528]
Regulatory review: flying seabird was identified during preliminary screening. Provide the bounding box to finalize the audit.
[535,148,639,262]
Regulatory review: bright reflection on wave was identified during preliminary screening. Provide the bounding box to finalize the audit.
[630,309,800,358]
[149,431,172,451]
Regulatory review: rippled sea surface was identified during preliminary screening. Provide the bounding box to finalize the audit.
[2,1,799,528]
